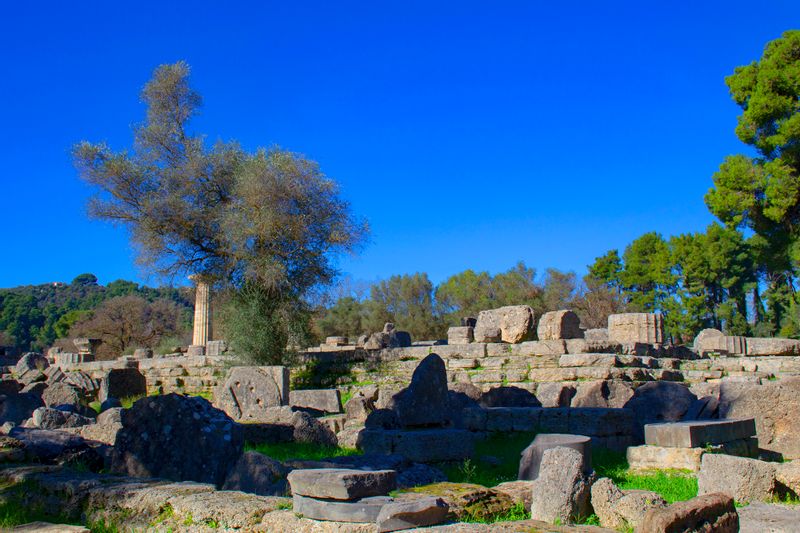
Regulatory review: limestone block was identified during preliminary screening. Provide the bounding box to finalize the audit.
[608,313,663,344]
[287,468,396,500]
[537,310,583,340]
[213,366,289,420]
[559,353,618,368]
[289,389,342,415]
[528,447,594,524]
[515,340,567,356]
[535,382,576,408]
[746,337,800,356]
[518,433,592,480]
[584,328,609,342]
[591,477,666,530]
[292,494,392,523]
[698,454,778,503]
[447,326,473,345]
[474,305,535,344]
[627,445,705,472]
[639,493,738,533]
[376,497,449,532]
[644,418,756,448]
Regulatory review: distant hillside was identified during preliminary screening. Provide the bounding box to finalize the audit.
[0,273,193,352]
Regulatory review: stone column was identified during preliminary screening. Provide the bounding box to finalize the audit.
[190,275,212,348]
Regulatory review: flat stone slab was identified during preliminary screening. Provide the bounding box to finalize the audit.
[292,494,392,522]
[627,445,705,472]
[289,389,342,414]
[287,468,396,500]
[376,497,449,532]
[644,418,756,448]
[738,502,800,533]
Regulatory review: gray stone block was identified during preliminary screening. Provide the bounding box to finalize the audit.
[289,389,342,415]
[376,497,449,532]
[518,433,592,480]
[644,418,756,448]
[698,454,778,503]
[287,468,396,500]
[292,494,392,522]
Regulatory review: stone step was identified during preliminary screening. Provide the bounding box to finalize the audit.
[644,418,756,448]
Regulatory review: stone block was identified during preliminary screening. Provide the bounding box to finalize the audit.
[608,313,663,344]
[518,433,592,480]
[746,337,800,356]
[529,446,594,524]
[186,345,205,357]
[516,340,567,356]
[213,366,289,420]
[591,477,666,530]
[627,445,705,472]
[447,327,474,345]
[537,310,583,340]
[287,468,396,500]
[698,453,778,503]
[474,305,535,344]
[559,353,618,368]
[99,368,146,402]
[376,497,449,532]
[644,418,756,448]
[584,328,609,342]
[289,389,342,415]
[205,340,228,356]
[358,429,475,462]
[292,494,392,523]
[639,493,738,533]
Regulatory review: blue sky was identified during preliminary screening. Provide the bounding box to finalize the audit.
[1,2,798,289]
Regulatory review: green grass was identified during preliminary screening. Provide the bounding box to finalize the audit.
[89,401,102,414]
[247,441,361,462]
[120,395,145,409]
[0,499,82,529]
[461,501,529,523]
[340,389,354,406]
[439,432,537,487]
[594,448,698,503]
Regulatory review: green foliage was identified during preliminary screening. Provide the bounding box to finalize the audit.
[246,441,360,462]
[0,276,192,352]
[364,272,445,340]
[460,501,529,524]
[593,448,698,503]
[315,296,366,339]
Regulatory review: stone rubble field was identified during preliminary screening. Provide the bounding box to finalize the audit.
[2,309,800,531]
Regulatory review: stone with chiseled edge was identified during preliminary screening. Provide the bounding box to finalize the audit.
[644,418,756,448]
[528,446,595,524]
[698,454,778,503]
[537,310,583,340]
[376,496,449,532]
[292,494,392,523]
[474,305,535,344]
[213,366,289,420]
[289,389,342,415]
[518,433,591,480]
[287,468,397,500]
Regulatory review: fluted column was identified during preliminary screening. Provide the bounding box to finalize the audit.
[189,275,212,347]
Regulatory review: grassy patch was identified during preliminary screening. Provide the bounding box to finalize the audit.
[340,389,354,406]
[247,441,361,462]
[0,497,82,529]
[439,432,537,487]
[119,395,145,409]
[594,448,697,503]
[461,501,529,523]
[89,401,102,414]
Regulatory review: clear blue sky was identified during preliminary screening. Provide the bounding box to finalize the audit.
[1,2,798,289]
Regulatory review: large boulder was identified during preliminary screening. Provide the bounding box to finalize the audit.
[214,366,289,420]
[14,352,49,375]
[698,453,778,503]
[99,368,146,402]
[474,305,535,344]
[590,477,666,530]
[693,328,724,353]
[41,382,94,417]
[639,493,738,533]
[537,310,583,340]
[718,377,800,459]
[254,406,337,446]
[8,427,103,470]
[222,451,288,496]
[478,386,541,408]
[623,382,697,441]
[29,407,94,430]
[535,382,576,408]
[376,497,449,532]
[529,446,595,524]
[570,380,634,409]
[111,393,244,487]
[0,392,44,425]
[386,354,449,427]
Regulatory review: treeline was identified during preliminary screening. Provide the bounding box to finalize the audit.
[314,262,626,342]
[0,273,193,356]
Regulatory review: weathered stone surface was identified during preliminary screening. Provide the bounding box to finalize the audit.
[623,382,697,440]
[474,305,535,344]
[607,313,663,344]
[478,386,541,408]
[493,480,534,510]
[358,429,475,463]
[0,392,44,425]
[292,494,392,523]
[537,310,583,340]
[20,382,47,396]
[403,482,514,522]
[41,382,92,415]
[222,451,288,496]
[99,368,146,402]
[737,501,800,533]
[571,381,634,409]
[698,454,778,503]
[111,393,243,487]
[11,523,89,532]
[693,328,725,354]
[447,326,474,345]
[644,418,756,448]
[376,497,449,532]
[529,446,594,524]
[325,336,349,346]
[775,460,800,496]
[290,389,343,415]
[638,493,738,533]
[627,445,705,472]
[253,406,338,446]
[718,377,800,459]
[8,427,103,470]
[746,337,800,356]
[518,433,592,480]
[132,348,153,359]
[584,328,609,342]
[535,382,576,408]
[591,477,666,530]
[205,339,228,356]
[30,407,93,430]
[214,366,290,420]
[387,354,449,427]
[14,352,49,375]
[288,468,397,500]
[344,387,378,422]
